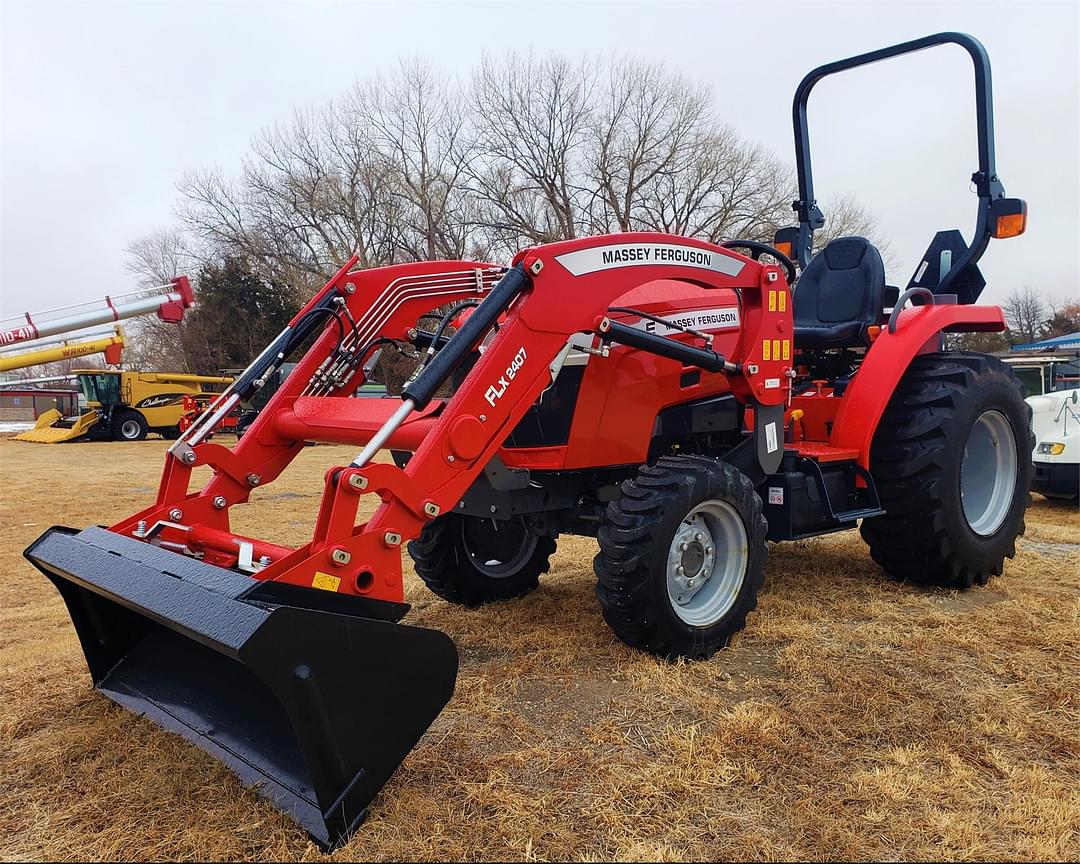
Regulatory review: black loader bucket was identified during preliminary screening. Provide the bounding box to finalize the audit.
[25,526,458,851]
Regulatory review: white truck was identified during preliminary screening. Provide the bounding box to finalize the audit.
[1028,387,1079,502]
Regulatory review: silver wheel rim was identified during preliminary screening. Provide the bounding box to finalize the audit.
[960,409,1018,536]
[461,517,538,579]
[121,419,141,439]
[666,500,749,627]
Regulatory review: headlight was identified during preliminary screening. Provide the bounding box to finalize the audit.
[1037,442,1066,455]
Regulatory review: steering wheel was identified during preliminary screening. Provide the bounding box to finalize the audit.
[721,240,797,285]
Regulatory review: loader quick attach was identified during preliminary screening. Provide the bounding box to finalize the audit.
[27,32,1034,850]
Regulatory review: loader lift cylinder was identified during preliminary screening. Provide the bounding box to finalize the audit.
[352,264,530,467]
[401,264,530,409]
[175,258,358,450]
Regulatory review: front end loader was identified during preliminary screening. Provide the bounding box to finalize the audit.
[26,32,1033,850]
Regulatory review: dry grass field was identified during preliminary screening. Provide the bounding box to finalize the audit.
[1,436,1078,861]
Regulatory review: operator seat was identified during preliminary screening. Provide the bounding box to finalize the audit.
[793,236,886,349]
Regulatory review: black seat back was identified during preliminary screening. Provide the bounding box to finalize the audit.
[794,236,885,349]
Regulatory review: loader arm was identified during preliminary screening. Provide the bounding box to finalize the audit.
[112,234,790,604]
[113,259,507,537]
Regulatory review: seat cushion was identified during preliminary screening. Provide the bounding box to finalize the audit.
[794,236,885,349]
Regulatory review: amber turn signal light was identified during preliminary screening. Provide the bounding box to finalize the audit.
[994,212,1026,238]
[990,198,1027,239]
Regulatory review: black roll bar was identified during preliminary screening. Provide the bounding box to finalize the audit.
[790,32,1010,298]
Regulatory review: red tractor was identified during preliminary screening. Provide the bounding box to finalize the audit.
[26,33,1032,850]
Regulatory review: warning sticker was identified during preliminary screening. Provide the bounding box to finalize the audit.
[312,571,341,592]
[765,421,778,453]
[768,487,784,505]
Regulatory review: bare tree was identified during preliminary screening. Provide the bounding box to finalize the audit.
[125,228,193,286]
[467,53,596,256]
[122,229,197,371]
[127,52,889,373]
[178,111,394,291]
[1003,287,1046,344]
[588,58,713,232]
[349,59,475,261]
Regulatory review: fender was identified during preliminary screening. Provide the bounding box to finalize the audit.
[830,303,1006,466]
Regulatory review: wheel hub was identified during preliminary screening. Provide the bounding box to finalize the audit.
[680,540,706,578]
[666,503,746,627]
[960,409,1018,536]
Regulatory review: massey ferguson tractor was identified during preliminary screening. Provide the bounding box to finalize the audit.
[26,33,1033,849]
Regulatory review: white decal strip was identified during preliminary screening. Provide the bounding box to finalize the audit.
[555,243,745,278]
[630,306,741,336]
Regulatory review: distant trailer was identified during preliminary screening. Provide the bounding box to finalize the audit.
[0,388,79,422]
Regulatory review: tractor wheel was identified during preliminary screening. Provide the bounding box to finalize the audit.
[112,410,148,442]
[594,456,767,659]
[861,352,1033,588]
[408,513,556,606]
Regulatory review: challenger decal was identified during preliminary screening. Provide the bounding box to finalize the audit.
[136,393,187,409]
[554,243,745,277]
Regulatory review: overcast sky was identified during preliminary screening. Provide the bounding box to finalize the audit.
[1,0,1077,317]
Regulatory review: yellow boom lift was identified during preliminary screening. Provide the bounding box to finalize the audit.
[0,325,126,374]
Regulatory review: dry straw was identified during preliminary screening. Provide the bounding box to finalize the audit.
[1,439,1077,861]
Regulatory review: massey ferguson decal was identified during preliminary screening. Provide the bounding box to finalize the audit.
[484,347,527,407]
[554,243,745,278]
[632,306,741,336]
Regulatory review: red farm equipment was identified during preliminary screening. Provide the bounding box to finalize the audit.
[26,33,1033,849]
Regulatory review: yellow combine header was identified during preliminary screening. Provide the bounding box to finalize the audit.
[16,409,101,443]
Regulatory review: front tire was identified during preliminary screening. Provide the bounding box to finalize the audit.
[594,456,767,659]
[861,352,1033,588]
[111,410,148,442]
[409,514,556,606]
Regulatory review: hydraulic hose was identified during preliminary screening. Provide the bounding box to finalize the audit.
[401,264,530,409]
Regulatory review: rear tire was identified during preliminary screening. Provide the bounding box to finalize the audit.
[112,410,148,442]
[594,456,767,659]
[409,514,556,606]
[861,352,1033,588]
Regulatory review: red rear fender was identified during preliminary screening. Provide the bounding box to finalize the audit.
[831,303,1005,465]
